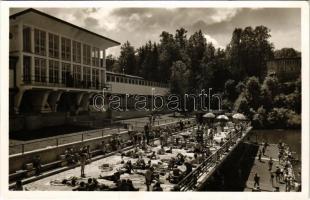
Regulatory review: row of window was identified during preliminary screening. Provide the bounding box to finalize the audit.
[106,74,168,88]
[23,26,101,67]
[23,56,101,88]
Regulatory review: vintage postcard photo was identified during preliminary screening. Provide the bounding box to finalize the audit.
[0,1,309,200]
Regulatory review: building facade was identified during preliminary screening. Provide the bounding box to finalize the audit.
[267,57,301,82]
[9,9,169,131]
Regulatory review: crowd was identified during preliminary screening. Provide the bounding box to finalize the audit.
[253,141,301,192]
[13,117,250,192]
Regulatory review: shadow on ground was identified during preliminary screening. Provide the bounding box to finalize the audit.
[10,125,94,141]
[202,142,259,191]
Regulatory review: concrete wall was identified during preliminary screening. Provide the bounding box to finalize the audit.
[9,131,130,173]
[107,81,169,96]
[10,113,67,132]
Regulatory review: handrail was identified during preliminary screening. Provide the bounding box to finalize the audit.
[9,118,196,155]
[21,75,111,91]
[176,130,244,191]
[9,127,125,155]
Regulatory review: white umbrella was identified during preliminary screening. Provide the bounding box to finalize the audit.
[203,112,216,119]
[216,115,229,121]
[232,113,246,121]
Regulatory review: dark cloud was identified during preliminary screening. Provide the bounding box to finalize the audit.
[84,17,99,27]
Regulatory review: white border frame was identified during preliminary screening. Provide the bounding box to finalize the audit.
[0,1,309,200]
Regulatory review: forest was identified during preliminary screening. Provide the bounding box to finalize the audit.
[106,26,301,129]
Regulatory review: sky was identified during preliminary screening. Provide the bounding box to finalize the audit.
[10,7,301,57]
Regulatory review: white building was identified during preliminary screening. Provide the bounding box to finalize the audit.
[9,8,169,131]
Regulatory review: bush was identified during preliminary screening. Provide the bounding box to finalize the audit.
[267,108,301,128]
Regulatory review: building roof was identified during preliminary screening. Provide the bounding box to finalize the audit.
[268,57,301,61]
[10,8,120,46]
[106,71,144,79]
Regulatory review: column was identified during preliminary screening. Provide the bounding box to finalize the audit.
[30,26,35,83]
[14,89,25,114]
[45,32,49,83]
[59,37,62,84]
[31,91,51,113]
[18,23,23,85]
[31,56,35,83]
[74,92,85,114]
[47,91,63,112]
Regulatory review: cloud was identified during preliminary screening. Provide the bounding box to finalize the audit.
[84,17,99,27]
[10,7,301,56]
[204,34,224,49]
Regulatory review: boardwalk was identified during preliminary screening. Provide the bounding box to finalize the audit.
[244,143,298,192]
[21,126,246,191]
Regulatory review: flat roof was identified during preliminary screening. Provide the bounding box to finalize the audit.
[268,57,301,61]
[10,8,120,46]
[106,71,144,79]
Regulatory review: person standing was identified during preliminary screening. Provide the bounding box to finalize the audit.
[268,157,273,171]
[80,153,87,177]
[258,150,262,162]
[270,172,275,187]
[275,167,281,183]
[145,167,154,191]
[254,173,260,188]
[144,123,150,145]
[13,180,24,191]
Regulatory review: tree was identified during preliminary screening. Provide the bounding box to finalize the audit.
[158,31,177,81]
[224,79,237,101]
[138,41,160,81]
[274,48,300,59]
[170,60,190,111]
[260,76,279,110]
[244,77,261,110]
[236,96,250,116]
[187,30,207,92]
[106,54,117,71]
[118,41,137,75]
[226,26,274,80]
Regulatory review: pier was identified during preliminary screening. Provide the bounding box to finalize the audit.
[11,121,253,191]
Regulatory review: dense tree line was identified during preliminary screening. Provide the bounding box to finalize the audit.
[106,26,301,128]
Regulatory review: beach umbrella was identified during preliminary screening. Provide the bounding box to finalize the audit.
[216,115,229,132]
[203,112,215,119]
[216,115,229,121]
[232,113,246,121]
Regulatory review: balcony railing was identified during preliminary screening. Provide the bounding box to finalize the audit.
[22,75,111,91]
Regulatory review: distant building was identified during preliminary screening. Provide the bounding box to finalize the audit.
[9,8,169,131]
[267,57,301,82]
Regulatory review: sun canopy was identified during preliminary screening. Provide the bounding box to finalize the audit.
[232,113,247,121]
[203,113,216,119]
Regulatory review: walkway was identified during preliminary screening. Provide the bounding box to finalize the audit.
[244,143,297,192]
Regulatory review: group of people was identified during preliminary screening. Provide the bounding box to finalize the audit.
[254,141,301,192]
[14,116,248,192]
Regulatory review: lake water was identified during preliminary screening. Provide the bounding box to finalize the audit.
[249,129,301,161]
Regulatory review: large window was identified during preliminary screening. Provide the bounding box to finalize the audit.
[61,37,71,61]
[83,67,91,88]
[34,57,47,82]
[92,68,99,88]
[23,26,31,52]
[83,44,91,65]
[49,60,59,83]
[48,33,59,58]
[73,41,81,63]
[61,62,71,85]
[23,56,31,83]
[73,65,81,86]
[101,70,105,84]
[92,47,100,67]
[34,29,46,56]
